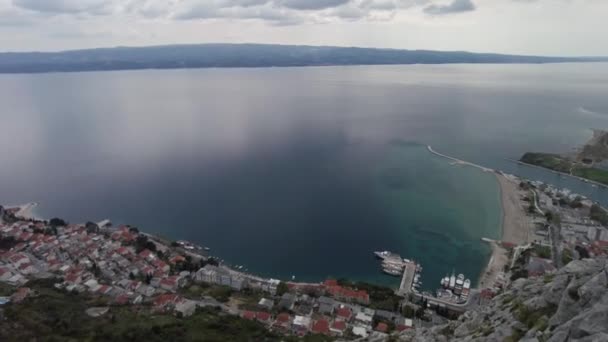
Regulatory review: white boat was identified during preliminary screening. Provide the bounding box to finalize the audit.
[382,267,402,277]
[374,251,402,261]
[463,279,471,290]
[441,275,450,289]
[449,274,456,289]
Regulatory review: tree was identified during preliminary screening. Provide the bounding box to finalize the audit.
[49,218,67,227]
[85,221,99,234]
[402,305,415,318]
[276,282,289,296]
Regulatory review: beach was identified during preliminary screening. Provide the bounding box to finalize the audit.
[478,174,533,288]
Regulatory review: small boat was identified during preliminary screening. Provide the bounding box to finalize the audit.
[382,268,402,277]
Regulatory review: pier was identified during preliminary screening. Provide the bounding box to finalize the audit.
[396,260,417,296]
[427,145,494,172]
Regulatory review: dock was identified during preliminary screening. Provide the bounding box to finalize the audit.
[396,260,417,296]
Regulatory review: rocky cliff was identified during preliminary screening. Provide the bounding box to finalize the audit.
[400,258,608,341]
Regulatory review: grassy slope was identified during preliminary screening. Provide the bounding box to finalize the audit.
[0,280,332,342]
[520,152,608,186]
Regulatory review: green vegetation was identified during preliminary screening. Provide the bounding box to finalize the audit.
[0,282,15,296]
[543,274,555,284]
[520,152,608,186]
[337,279,402,311]
[49,217,68,227]
[533,245,552,259]
[0,279,281,342]
[439,324,455,337]
[402,304,416,318]
[521,153,573,173]
[276,282,289,296]
[573,166,608,186]
[512,300,557,330]
[561,249,574,265]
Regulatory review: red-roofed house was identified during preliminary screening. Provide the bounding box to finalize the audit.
[324,279,338,287]
[330,320,347,335]
[256,311,271,324]
[97,285,112,295]
[0,267,12,282]
[160,276,184,292]
[65,273,82,284]
[336,307,352,321]
[153,294,181,312]
[273,312,292,332]
[169,255,186,264]
[312,319,330,335]
[138,249,155,261]
[376,322,388,333]
[153,259,170,274]
[242,311,256,320]
[326,285,370,305]
[115,294,130,305]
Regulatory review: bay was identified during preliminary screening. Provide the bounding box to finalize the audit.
[1,63,607,289]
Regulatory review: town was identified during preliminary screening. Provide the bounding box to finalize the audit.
[1,172,607,340]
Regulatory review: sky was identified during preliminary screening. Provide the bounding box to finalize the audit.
[0,0,606,56]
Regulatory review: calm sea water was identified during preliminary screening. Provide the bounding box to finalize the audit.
[1,63,607,289]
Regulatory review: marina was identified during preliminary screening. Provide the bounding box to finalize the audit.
[374,251,472,308]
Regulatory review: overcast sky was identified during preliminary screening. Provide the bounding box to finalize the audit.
[0,0,606,56]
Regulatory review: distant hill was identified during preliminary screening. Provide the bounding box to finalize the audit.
[0,43,606,74]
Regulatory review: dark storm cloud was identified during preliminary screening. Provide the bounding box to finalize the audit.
[423,0,475,15]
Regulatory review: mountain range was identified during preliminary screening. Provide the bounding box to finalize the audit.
[0,44,607,74]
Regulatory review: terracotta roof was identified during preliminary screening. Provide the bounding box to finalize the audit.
[331,320,347,331]
[312,319,330,334]
[324,279,338,287]
[242,311,256,320]
[376,322,389,333]
[276,312,291,323]
[256,312,271,322]
[336,307,352,319]
[154,294,180,307]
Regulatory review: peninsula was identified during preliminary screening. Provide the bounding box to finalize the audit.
[519,129,608,187]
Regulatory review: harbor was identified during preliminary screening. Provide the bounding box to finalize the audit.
[374,250,474,312]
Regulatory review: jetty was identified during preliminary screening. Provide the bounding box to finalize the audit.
[396,260,418,296]
[427,145,494,172]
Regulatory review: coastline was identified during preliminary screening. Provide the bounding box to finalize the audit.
[426,146,531,290]
[508,158,607,189]
[478,174,532,289]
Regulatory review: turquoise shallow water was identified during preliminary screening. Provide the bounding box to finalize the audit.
[372,142,502,288]
[0,63,607,290]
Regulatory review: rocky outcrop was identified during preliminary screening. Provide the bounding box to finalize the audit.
[400,258,608,342]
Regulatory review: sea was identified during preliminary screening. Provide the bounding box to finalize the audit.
[1,63,607,290]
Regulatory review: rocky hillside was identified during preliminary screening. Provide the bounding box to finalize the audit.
[579,130,608,163]
[400,257,608,341]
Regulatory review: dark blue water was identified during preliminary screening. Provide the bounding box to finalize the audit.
[1,63,607,289]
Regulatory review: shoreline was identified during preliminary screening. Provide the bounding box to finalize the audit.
[426,146,531,290]
[477,174,532,289]
[508,158,607,189]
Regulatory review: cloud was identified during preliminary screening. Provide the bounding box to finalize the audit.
[423,0,475,15]
[12,0,113,15]
[278,0,350,10]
